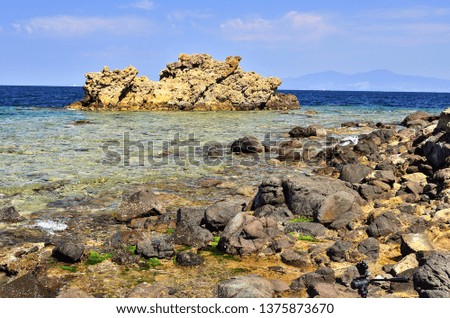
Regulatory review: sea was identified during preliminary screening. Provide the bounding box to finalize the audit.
[1,86,449,216]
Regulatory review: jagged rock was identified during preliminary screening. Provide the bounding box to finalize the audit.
[231,136,264,153]
[339,266,359,287]
[217,275,275,298]
[367,212,401,238]
[339,163,372,184]
[357,238,380,260]
[359,184,387,201]
[400,233,434,256]
[204,199,245,231]
[277,139,302,161]
[391,254,419,276]
[271,236,296,252]
[174,224,213,248]
[67,54,299,111]
[176,207,205,227]
[0,206,24,223]
[436,108,450,132]
[364,170,396,185]
[116,188,166,222]
[52,238,85,263]
[413,252,450,298]
[136,235,174,259]
[218,213,281,256]
[389,268,416,294]
[175,251,204,266]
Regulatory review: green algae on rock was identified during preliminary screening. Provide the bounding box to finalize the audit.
[67,53,300,111]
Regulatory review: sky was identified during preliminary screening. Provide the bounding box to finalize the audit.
[1,0,450,86]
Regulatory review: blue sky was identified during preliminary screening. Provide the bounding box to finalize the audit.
[1,0,449,85]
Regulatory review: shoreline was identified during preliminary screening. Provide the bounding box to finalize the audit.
[1,107,449,298]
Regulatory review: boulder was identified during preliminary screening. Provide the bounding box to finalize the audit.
[401,111,435,127]
[174,224,213,248]
[231,136,264,153]
[136,235,174,259]
[315,191,362,229]
[176,207,205,227]
[218,213,281,256]
[400,233,434,256]
[217,275,275,298]
[290,267,335,291]
[357,238,380,260]
[254,175,363,218]
[0,272,55,298]
[52,238,85,263]
[0,206,24,223]
[254,204,293,222]
[326,240,353,262]
[116,188,166,222]
[391,254,419,276]
[204,199,245,231]
[339,163,372,184]
[436,108,450,132]
[67,54,299,111]
[175,251,204,266]
[413,252,450,298]
[288,125,326,138]
[367,212,401,238]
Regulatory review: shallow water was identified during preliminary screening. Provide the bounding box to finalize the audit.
[1,87,448,214]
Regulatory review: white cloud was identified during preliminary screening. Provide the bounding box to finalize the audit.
[12,15,152,37]
[124,0,154,11]
[167,9,214,21]
[221,11,335,42]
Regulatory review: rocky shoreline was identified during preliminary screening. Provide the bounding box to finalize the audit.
[67,54,300,111]
[1,108,449,298]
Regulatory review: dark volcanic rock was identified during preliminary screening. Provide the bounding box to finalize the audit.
[231,136,264,153]
[339,163,372,184]
[137,235,174,259]
[290,267,335,291]
[176,251,204,266]
[252,177,285,208]
[357,238,380,260]
[0,272,55,298]
[52,238,85,263]
[176,207,205,227]
[367,212,401,238]
[281,175,363,218]
[174,224,213,248]
[254,204,293,222]
[0,206,24,223]
[326,240,353,262]
[205,199,245,231]
[307,282,356,298]
[217,275,275,298]
[413,252,450,298]
[116,188,166,222]
[401,111,435,127]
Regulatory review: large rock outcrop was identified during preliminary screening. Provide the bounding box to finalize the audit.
[67,54,300,111]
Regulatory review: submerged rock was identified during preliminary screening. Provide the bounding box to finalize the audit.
[0,206,24,223]
[67,54,299,111]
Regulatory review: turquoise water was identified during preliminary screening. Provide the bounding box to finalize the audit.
[0,87,448,214]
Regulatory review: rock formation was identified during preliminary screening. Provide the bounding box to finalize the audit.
[67,53,300,111]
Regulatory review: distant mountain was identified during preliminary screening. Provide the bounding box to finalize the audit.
[281,70,450,92]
